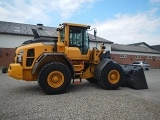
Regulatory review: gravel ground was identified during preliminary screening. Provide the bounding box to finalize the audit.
[0,69,160,120]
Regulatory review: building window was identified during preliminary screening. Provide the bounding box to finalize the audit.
[149,56,152,59]
[120,55,127,59]
[14,26,21,33]
[124,55,127,58]
[135,55,138,59]
[120,55,123,58]
[147,56,153,59]
[135,55,141,59]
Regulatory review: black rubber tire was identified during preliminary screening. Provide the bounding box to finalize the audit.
[86,78,98,83]
[98,62,124,90]
[38,62,71,95]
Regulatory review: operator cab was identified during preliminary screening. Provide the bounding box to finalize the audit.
[57,23,90,55]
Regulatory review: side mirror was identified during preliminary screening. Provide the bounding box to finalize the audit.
[94,29,97,37]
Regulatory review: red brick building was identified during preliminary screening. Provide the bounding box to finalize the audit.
[111,43,160,68]
[0,48,16,67]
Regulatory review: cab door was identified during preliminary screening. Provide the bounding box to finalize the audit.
[67,26,90,60]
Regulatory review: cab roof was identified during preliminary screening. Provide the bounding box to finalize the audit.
[62,23,90,28]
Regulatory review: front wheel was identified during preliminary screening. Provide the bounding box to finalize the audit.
[38,62,71,95]
[98,62,124,90]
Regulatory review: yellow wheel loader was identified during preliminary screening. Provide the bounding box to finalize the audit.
[8,23,148,94]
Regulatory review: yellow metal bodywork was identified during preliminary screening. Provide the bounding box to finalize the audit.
[47,71,64,88]
[64,47,91,61]
[8,63,23,79]
[8,63,38,81]
[15,43,54,69]
[8,22,104,82]
[8,43,54,81]
[81,64,95,79]
[108,70,120,84]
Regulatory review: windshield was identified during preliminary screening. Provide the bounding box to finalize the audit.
[132,62,140,64]
[142,62,148,64]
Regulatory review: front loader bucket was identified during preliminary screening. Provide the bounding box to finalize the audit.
[120,64,148,89]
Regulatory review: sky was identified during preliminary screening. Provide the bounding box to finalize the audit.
[0,0,160,45]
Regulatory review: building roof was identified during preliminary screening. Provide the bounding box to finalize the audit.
[151,45,160,51]
[111,44,160,54]
[0,21,113,43]
[128,42,153,49]
[0,21,57,38]
[89,34,113,44]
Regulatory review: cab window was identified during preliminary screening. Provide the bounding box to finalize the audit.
[69,27,89,55]
[60,28,65,42]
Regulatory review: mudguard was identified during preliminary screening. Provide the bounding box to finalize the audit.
[94,58,114,80]
[32,53,75,78]
[121,64,148,89]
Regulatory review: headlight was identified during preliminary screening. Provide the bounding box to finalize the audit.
[17,54,22,63]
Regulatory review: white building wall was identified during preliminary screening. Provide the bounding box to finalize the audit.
[0,34,33,48]
[89,42,111,51]
[0,34,112,52]
[111,51,160,56]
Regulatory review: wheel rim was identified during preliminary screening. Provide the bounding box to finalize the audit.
[108,70,120,84]
[47,71,64,88]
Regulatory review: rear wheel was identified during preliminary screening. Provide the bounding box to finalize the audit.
[38,62,71,94]
[98,62,124,90]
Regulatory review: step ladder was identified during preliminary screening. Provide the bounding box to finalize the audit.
[73,72,82,84]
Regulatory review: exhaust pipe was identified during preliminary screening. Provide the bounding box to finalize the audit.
[121,64,148,89]
[32,29,40,39]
